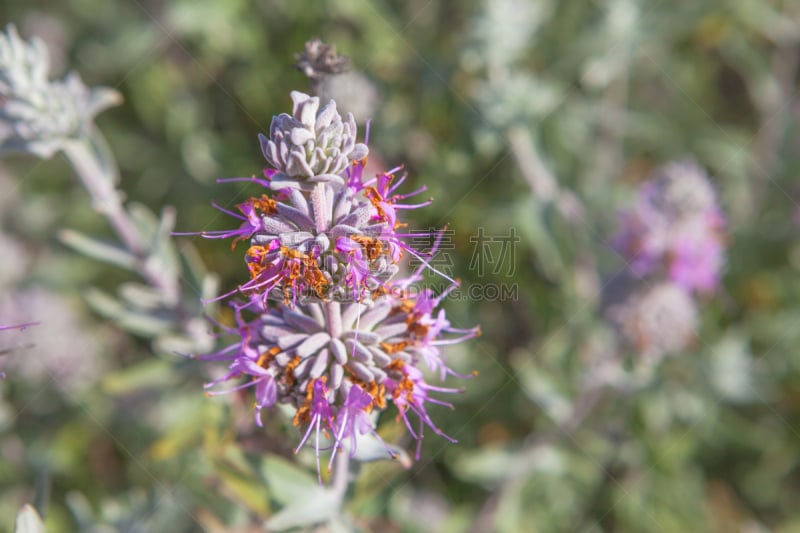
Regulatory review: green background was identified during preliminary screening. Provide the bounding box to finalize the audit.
[2,0,800,531]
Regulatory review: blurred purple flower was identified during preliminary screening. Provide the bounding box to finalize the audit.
[614,160,727,293]
[609,282,698,362]
[0,287,106,391]
[667,214,725,293]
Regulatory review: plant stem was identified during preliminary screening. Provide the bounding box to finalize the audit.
[324,299,349,500]
[60,132,181,306]
[331,449,350,499]
[61,133,141,256]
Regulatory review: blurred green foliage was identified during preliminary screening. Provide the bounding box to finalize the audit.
[2,0,800,531]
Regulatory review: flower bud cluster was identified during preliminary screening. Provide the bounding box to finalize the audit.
[260,91,367,187]
[193,91,479,477]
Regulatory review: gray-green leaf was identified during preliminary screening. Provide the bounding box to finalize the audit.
[263,489,339,532]
[14,505,45,533]
[59,229,137,271]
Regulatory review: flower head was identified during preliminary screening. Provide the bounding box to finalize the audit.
[259,91,368,188]
[203,290,478,466]
[191,94,440,307]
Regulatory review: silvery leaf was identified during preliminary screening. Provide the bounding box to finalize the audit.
[351,428,412,468]
[85,288,173,336]
[0,25,120,159]
[58,229,137,271]
[263,489,339,532]
[14,505,45,533]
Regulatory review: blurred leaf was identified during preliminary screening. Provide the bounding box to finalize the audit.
[14,505,45,533]
[730,0,800,43]
[177,239,220,302]
[64,492,94,531]
[351,423,411,468]
[152,206,181,284]
[451,446,520,485]
[263,488,339,532]
[453,443,566,485]
[515,197,565,281]
[118,282,167,310]
[494,479,525,533]
[708,332,758,403]
[261,455,319,508]
[85,287,174,336]
[510,344,573,425]
[102,359,180,396]
[215,460,271,517]
[58,229,137,271]
[127,203,160,244]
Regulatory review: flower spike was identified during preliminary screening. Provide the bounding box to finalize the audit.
[184,90,479,482]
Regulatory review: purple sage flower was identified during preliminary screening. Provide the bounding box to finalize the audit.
[184,91,480,480]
